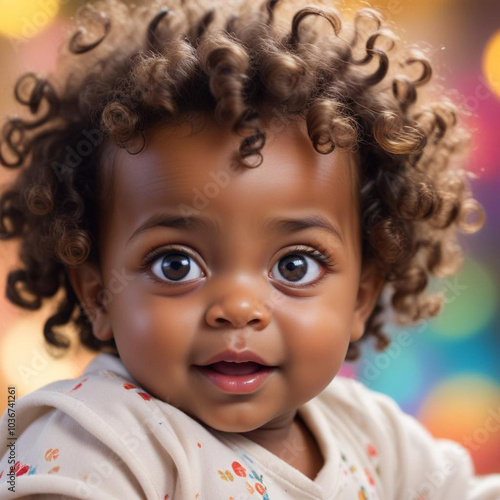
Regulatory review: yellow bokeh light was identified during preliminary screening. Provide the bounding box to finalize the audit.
[418,375,500,434]
[338,0,452,22]
[483,30,500,99]
[0,315,95,400]
[0,0,60,39]
[417,375,500,474]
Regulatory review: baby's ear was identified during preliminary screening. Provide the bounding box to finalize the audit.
[351,259,385,343]
[67,263,113,342]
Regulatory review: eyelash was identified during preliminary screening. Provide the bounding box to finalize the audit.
[286,245,335,289]
[139,243,336,288]
[139,244,202,288]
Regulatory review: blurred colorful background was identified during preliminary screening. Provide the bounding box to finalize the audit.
[0,0,499,475]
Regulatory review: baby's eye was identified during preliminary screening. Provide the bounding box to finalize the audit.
[150,251,204,283]
[270,252,323,286]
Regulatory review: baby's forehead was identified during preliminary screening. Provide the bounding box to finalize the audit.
[99,117,361,251]
[108,116,359,197]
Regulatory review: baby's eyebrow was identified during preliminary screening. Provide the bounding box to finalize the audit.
[126,213,219,247]
[126,212,344,247]
[261,214,344,246]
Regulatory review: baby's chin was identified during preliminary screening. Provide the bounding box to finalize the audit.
[180,401,301,437]
[185,410,273,434]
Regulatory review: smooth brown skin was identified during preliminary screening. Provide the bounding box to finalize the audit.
[69,115,384,480]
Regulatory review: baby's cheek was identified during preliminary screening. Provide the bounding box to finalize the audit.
[107,285,153,336]
[277,301,349,377]
[109,282,196,332]
[121,294,204,369]
[108,292,196,399]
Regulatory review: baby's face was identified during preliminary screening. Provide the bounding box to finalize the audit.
[74,115,382,433]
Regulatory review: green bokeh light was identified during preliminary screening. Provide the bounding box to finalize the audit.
[429,258,497,339]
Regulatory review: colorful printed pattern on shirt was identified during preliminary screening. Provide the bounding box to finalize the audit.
[216,451,270,499]
[0,445,60,488]
[338,441,381,500]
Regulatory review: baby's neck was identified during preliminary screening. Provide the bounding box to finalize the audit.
[239,409,297,447]
[241,412,325,481]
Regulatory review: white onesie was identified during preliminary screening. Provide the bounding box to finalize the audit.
[0,352,499,499]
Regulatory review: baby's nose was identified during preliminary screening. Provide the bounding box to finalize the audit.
[205,290,271,330]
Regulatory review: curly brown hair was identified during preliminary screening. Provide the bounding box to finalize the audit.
[0,0,484,361]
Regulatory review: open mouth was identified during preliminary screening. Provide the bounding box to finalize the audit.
[202,361,266,376]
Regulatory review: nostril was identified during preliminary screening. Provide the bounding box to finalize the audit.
[213,317,260,326]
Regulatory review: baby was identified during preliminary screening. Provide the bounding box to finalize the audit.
[0,0,499,498]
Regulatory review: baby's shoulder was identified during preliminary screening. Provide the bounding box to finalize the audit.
[312,376,430,455]
[315,375,402,421]
[0,354,176,498]
[311,375,487,499]
[2,353,156,431]
[0,353,193,453]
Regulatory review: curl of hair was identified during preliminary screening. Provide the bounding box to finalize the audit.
[306,98,358,153]
[0,0,484,361]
